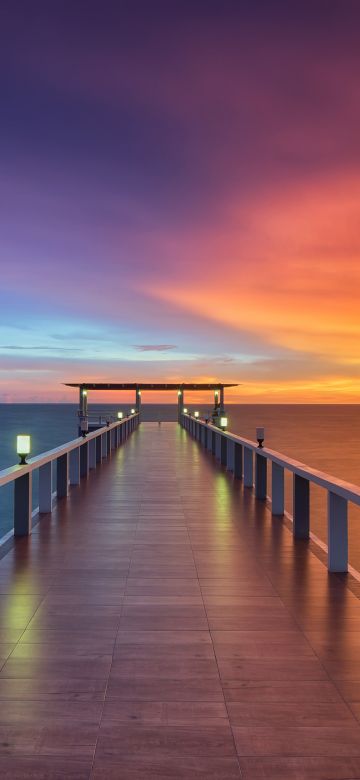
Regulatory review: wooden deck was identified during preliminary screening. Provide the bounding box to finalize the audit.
[1,422,360,778]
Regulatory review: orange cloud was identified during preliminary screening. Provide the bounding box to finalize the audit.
[145,172,360,368]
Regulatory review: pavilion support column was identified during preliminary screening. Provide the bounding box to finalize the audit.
[220,386,225,412]
[136,387,141,418]
[177,388,184,423]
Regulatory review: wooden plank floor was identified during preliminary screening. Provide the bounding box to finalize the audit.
[1,422,360,778]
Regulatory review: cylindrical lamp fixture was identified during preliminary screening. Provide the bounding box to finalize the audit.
[256,427,265,448]
[17,434,31,464]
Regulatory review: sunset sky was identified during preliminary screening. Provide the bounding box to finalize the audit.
[1,1,359,403]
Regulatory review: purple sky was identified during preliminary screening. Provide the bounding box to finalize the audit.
[1,1,359,402]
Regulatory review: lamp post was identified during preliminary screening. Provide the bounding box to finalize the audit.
[256,427,265,448]
[136,387,141,415]
[17,435,31,465]
[220,416,228,431]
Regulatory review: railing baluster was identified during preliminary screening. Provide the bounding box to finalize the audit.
[69,447,80,485]
[110,429,115,450]
[14,472,32,536]
[39,461,52,513]
[272,462,284,516]
[80,441,89,479]
[293,474,310,539]
[234,443,243,479]
[328,491,348,572]
[227,439,235,472]
[101,432,107,457]
[221,436,227,467]
[255,452,267,500]
[56,453,69,498]
[215,432,221,461]
[96,435,102,463]
[89,438,96,469]
[243,447,253,487]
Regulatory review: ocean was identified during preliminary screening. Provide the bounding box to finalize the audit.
[1,404,360,570]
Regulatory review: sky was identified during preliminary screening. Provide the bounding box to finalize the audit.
[0,0,359,403]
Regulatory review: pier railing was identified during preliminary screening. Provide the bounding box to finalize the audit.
[182,413,360,573]
[0,413,139,541]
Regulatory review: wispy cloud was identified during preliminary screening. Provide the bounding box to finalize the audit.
[132,344,177,352]
[0,345,82,352]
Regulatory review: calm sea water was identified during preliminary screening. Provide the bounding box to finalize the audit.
[1,404,360,570]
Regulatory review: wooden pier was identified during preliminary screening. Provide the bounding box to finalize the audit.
[1,422,360,778]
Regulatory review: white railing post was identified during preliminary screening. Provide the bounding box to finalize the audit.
[328,491,348,572]
[243,447,253,487]
[293,474,310,539]
[272,462,284,516]
[69,447,80,485]
[14,473,32,536]
[39,461,53,513]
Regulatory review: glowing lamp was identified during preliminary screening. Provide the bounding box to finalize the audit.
[17,435,31,465]
[194,411,200,419]
[256,427,265,448]
[220,417,228,431]
[82,389,87,397]
[178,390,182,396]
[131,408,136,414]
[117,411,123,420]
[183,407,188,414]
